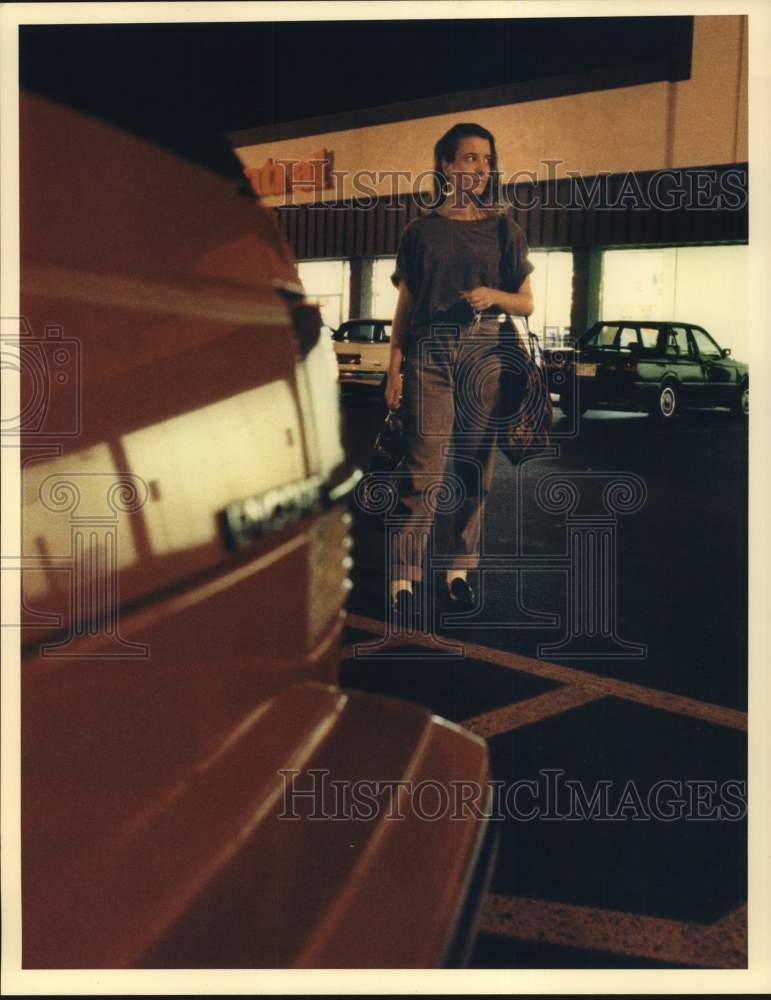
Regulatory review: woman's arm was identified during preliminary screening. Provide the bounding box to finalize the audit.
[463,275,534,316]
[385,280,414,410]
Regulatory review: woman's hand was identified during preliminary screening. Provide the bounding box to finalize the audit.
[385,372,403,411]
[462,286,498,311]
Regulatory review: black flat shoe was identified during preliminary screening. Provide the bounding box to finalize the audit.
[391,587,417,624]
[447,576,476,610]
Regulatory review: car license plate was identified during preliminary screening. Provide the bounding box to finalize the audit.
[575,362,597,377]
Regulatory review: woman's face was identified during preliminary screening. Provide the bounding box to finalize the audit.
[442,135,493,199]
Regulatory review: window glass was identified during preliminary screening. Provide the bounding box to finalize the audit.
[601,249,674,321]
[690,326,723,359]
[372,257,399,318]
[528,250,574,345]
[640,327,660,348]
[618,327,639,350]
[672,245,747,361]
[296,259,350,329]
[667,326,690,355]
[601,245,747,360]
[345,323,377,343]
[586,324,620,347]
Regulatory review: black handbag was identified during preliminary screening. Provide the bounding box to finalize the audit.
[370,408,404,471]
[496,212,553,464]
[357,408,406,520]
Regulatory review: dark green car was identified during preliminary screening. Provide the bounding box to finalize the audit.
[546,321,749,422]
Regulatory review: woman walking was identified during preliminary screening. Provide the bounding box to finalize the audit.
[386,122,535,618]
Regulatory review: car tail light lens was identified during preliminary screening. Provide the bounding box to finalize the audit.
[307,505,353,644]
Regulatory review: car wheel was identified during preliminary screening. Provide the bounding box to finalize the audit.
[650,381,679,422]
[730,381,749,419]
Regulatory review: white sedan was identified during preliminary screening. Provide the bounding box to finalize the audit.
[331,318,392,388]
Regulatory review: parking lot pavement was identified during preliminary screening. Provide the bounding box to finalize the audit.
[340,616,747,969]
[339,390,748,968]
[341,392,748,709]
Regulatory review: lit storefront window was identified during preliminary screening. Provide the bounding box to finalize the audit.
[601,249,673,321]
[372,257,399,319]
[528,250,574,346]
[601,246,748,359]
[296,259,351,330]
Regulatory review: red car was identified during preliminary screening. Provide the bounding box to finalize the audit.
[17,94,495,969]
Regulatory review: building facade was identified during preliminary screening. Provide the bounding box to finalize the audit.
[229,15,748,358]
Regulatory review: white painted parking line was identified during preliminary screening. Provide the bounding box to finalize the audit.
[462,687,605,738]
[345,613,747,732]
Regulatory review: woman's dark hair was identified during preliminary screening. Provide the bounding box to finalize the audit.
[432,122,501,209]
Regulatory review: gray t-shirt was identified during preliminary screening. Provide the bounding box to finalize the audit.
[391,208,534,325]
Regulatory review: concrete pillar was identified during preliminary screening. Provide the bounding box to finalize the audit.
[570,247,603,340]
[348,258,374,320]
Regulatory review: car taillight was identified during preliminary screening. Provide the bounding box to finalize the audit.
[307,505,353,644]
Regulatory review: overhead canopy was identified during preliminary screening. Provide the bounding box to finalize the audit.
[20,17,693,173]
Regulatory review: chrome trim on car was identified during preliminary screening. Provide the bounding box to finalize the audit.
[220,463,362,551]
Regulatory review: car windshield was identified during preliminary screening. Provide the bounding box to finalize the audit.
[690,327,723,359]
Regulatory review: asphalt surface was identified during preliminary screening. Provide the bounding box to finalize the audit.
[338,386,748,969]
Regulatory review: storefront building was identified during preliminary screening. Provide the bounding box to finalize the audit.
[229,15,748,358]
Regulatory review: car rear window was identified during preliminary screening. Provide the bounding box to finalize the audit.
[344,323,378,343]
[585,324,662,351]
[585,324,622,348]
